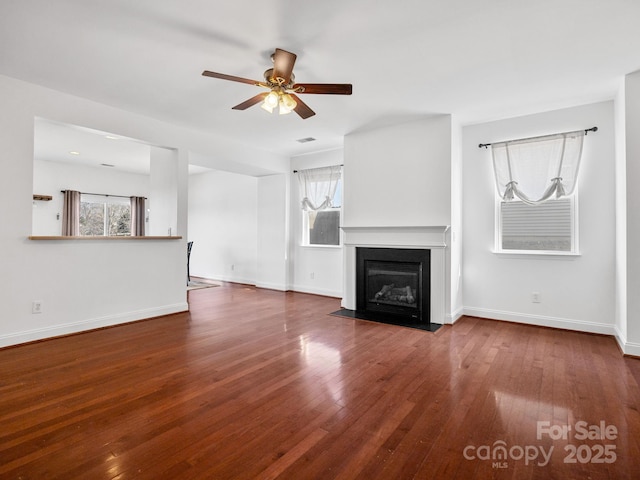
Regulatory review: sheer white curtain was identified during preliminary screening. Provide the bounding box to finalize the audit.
[492,130,585,205]
[297,165,342,211]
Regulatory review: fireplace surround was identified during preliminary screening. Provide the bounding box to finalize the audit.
[341,225,449,328]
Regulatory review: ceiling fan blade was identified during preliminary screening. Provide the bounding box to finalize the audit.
[272,48,297,85]
[202,70,263,86]
[290,94,316,119]
[292,83,353,95]
[232,93,268,110]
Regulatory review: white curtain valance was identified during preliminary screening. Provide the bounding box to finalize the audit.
[297,165,342,211]
[491,130,585,205]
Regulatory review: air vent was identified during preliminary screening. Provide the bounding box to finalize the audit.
[100,163,115,168]
[296,137,316,144]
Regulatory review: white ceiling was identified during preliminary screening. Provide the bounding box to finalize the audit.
[33,119,153,175]
[33,118,214,176]
[3,0,640,161]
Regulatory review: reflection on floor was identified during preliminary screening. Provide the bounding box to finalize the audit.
[187,277,222,290]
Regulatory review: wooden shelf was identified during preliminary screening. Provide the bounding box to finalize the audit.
[33,194,53,201]
[28,236,183,240]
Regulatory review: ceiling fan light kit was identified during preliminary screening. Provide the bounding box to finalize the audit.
[202,48,352,119]
[259,89,297,115]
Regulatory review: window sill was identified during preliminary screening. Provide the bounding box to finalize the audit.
[300,244,342,249]
[28,235,183,240]
[492,249,580,259]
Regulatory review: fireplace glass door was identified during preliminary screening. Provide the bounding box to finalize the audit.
[356,248,430,325]
[366,261,421,318]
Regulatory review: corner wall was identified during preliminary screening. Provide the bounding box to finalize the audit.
[148,146,178,236]
[257,174,288,291]
[188,170,258,284]
[450,117,463,322]
[614,79,628,349]
[622,71,640,355]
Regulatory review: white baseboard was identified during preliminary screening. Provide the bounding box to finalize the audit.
[447,307,464,325]
[255,281,287,292]
[0,302,189,348]
[290,284,343,298]
[198,273,255,285]
[463,306,617,336]
[613,325,640,356]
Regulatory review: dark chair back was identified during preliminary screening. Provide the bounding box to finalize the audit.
[187,241,194,283]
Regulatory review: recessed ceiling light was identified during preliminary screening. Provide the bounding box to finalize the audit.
[296,137,316,143]
[69,151,81,155]
[105,135,118,140]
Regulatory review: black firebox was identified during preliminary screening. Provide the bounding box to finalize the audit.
[356,247,430,328]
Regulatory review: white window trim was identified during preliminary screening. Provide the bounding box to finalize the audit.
[493,192,580,257]
[80,194,132,237]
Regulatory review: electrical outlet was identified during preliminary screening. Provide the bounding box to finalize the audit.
[231,264,235,271]
[32,301,42,314]
[532,292,541,303]
[310,272,315,280]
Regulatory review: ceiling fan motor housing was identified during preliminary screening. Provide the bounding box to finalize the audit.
[263,68,295,88]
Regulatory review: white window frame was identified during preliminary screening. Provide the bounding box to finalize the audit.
[300,176,342,248]
[494,193,579,256]
[80,194,132,237]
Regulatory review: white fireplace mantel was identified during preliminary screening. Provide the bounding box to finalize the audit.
[342,225,449,248]
[341,225,450,325]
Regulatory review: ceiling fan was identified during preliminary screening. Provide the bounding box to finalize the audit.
[202,48,352,119]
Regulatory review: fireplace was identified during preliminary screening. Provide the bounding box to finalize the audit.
[341,225,447,329]
[356,247,430,327]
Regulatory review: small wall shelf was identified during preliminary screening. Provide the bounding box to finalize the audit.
[33,194,53,201]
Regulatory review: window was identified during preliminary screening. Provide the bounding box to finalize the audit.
[488,128,590,255]
[79,194,131,236]
[303,179,342,246]
[297,166,342,246]
[497,196,577,254]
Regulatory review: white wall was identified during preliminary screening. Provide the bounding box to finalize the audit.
[614,79,627,346]
[257,174,288,291]
[622,71,640,354]
[462,101,616,334]
[187,170,258,284]
[289,149,343,298]
[0,73,287,347]
[187,170,289,291]
[343,116,452,228]
[32,159,150,236]
[148,146,178,236]
[450,117,463,321]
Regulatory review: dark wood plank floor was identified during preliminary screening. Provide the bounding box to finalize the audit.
[1,283,639,479]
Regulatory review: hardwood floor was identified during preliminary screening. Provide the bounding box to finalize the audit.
[1,283,639,479]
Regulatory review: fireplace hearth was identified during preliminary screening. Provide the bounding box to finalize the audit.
[353,247,433,329]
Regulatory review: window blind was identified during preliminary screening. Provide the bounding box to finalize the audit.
[500,198,572,251]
